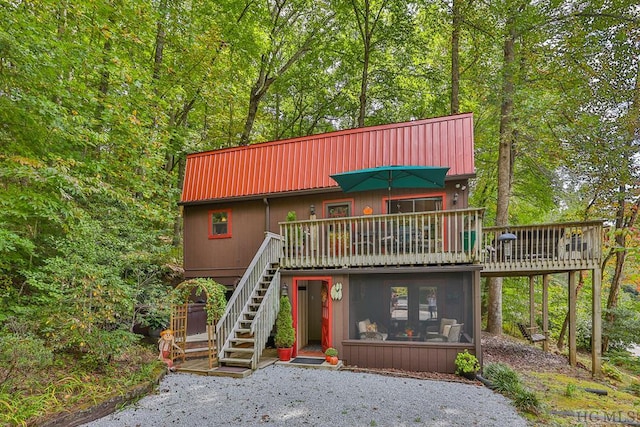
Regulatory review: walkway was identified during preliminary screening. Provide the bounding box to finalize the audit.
[81,364,529,427]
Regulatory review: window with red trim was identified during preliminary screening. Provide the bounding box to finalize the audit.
[208,209,231,239]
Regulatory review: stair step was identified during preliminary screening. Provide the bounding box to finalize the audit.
[225,345,254,352]
[236,328,251,334]
[231,337,255,344]
[220,357,252,367]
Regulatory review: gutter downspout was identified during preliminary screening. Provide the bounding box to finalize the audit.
[263,197,270,233]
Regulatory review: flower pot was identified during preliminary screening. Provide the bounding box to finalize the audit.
[277,347,293,362]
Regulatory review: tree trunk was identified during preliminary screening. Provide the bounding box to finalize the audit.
[450,0,461,115]
[557,271,584,351]
[486,15,517,335]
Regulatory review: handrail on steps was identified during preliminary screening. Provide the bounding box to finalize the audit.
[216,232,284,363]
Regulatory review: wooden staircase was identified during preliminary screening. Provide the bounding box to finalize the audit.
[216,232,284,371]
[219,267,277,368]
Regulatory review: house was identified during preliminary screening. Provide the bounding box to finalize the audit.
[179,113,603,375]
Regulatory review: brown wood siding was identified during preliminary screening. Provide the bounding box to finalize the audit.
[183,185,467,280]
[342,341,473,373]
[183,201,266,284]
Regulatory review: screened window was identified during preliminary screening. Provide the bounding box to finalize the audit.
[208,209,231,239]
[350,274,474,344]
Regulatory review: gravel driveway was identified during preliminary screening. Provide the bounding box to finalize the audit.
[82,364,529,427]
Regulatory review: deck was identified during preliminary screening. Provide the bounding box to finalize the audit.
[279,210,602,275]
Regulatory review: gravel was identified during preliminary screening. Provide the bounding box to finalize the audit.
[81,364,529,427]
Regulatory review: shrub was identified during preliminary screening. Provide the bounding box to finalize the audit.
[325,347,338,357]
[454,350,480,377]
[483,363,541,414]
[483,362,521,395]
[0,333,52,388]
[275,295,295,348]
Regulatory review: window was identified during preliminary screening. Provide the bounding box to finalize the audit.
[387,195,443,214]
[350,275,474,344]
[208,209,231,239]
[326,202,351,218]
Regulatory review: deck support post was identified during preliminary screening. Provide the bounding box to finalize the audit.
[568,271,577,366]
[542,274,549,352]
[592,267,602,377]
[528,276,535,332]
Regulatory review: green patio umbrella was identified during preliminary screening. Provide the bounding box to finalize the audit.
[330,165,449,197]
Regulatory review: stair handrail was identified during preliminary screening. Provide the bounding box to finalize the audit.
[216,232,284,361]
[248,268,280,369]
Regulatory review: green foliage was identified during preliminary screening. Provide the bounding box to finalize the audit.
[564,383,577,397]
[483,362,541,414]
[0,333,52,388]
[454,350,480,376]
[603,306,640,351]
[275,295,295,348]
[325,347,338,357]
[171,278,228,324]
[601,363,624,382]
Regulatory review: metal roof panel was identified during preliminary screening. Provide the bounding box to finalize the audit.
[181,113,474,203]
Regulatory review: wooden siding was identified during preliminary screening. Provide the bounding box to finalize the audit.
[181,114,474,203]
[342,341,473,373]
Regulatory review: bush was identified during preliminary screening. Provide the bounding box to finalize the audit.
[454,350,480,377]
[0,333,52,389]
[275,295,295,348]
[483,362,521,395]
[483,363,541,414]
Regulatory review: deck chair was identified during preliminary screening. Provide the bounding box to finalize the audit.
[425,323,463,342]
[517,323,546,343]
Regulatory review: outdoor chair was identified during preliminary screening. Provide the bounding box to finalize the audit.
[425,318,456,336]
[357,318,388,341]
[425,323,463,343]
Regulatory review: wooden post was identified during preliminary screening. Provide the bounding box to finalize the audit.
[474,269,483,367]
[529,276,535,331]
[592,268,602,377]
[542,274,549,352]
[568,271,577,366]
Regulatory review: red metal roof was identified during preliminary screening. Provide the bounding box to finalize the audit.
[181,113,474,203]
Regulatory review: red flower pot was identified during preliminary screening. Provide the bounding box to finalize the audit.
[277,347,293,362]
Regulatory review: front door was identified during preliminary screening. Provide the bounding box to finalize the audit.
[291,277,332,357]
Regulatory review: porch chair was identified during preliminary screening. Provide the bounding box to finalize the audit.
[425,323,463,343]
[425,318,456,337]
[357,318,388,341]
[517,323,546,343]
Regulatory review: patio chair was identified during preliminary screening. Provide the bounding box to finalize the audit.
[357,318,388,341]
[425,318,456,336]
[425,323,463,343]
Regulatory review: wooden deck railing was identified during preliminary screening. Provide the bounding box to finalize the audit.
[279,208,485,269]
[481,221,602,274]
[279,212,603,274]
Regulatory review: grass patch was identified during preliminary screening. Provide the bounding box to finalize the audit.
[0,343,160,426]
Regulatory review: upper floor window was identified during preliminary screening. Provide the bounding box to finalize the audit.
[387,195,443,214]
[209,209,231,239]
[326,202,351,218]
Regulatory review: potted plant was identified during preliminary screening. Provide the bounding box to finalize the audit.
[454,350,480,380]
[324,347,338,364]
[275,295,295,361]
